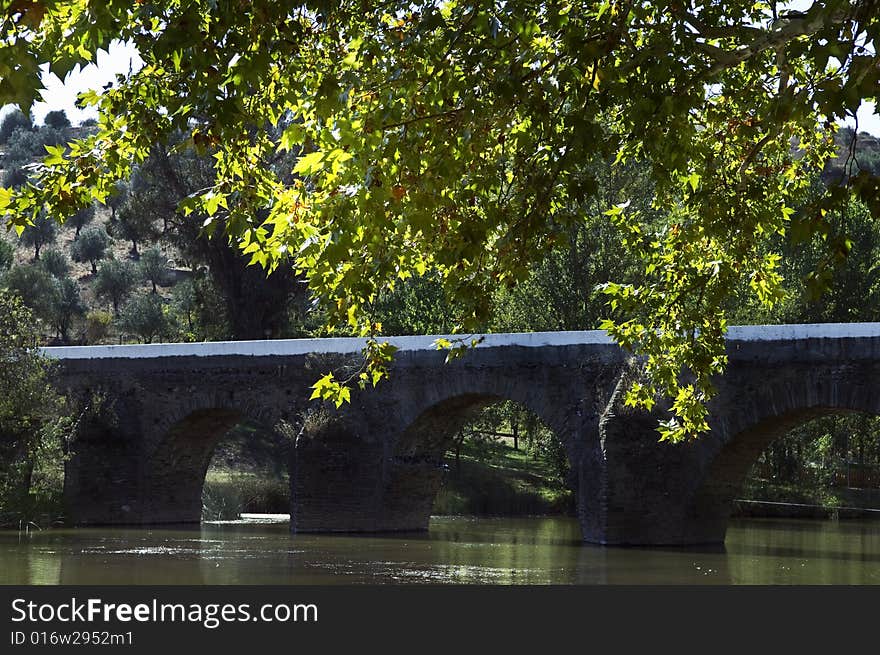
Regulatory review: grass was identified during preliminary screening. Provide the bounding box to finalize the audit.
[432,438,574,516]
[201,422,291,521]
[202,471,289,520]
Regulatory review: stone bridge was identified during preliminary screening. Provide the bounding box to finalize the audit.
[42,323,880,546]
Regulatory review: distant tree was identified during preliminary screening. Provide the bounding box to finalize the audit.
[48,277,86,343]
[373,274,457,336]
[106,180,129,222]
[120,293,168,343]
[79,118,98,128]
[2,125,65,167]
[1,264,56,321]
[138,246,168,293]
[40,248,69,279]
[112,203,157,258]
[67,204,95,238]
[19,215,58,261]
[169,278,197,338]
[2,165,28,189]
[42,110,70,131]
[1,126,42,167]
[0,110,31,145]
[70,226,109,275]
[0,240,13,271]
[168,275,230,342]
[95,259,136,315]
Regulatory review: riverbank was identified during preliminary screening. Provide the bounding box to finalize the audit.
[733,480,880,519]
[432,438,574,516]
[732,499,880,519]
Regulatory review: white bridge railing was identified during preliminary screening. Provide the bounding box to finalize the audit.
[38,322,880,360]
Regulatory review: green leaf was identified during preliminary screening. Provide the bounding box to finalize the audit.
[293,151,326,176]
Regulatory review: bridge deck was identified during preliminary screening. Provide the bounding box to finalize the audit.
[39,323,880,360]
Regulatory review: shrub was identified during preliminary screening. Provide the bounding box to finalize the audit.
[84,310,113,344]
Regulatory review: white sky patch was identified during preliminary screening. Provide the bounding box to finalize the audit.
[843,101,880,137]
[0,41,142,125]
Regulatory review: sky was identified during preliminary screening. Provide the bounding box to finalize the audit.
[1,38,879,137]
[0,41,143,125]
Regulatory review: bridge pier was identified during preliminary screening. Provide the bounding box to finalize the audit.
[597,404,725,545]
[63,394,153,525]
[292,413,444,532]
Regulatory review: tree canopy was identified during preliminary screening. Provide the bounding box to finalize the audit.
[2,1,880,439]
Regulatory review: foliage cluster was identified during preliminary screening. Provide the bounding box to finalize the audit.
[5,1,880,439]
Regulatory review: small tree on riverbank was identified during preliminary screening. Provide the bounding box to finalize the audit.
[0,291,68,525]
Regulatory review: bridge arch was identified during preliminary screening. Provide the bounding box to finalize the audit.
[384,392,583,529]
[140,399,296,525]
[381,360,607,534]
[689,366,880,542]
[387,358,604,459]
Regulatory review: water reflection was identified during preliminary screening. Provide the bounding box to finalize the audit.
[0,516,878,585]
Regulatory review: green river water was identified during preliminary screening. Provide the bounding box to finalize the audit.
[2,516,879,585]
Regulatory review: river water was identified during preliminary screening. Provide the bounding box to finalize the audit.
[2,516,879,585]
